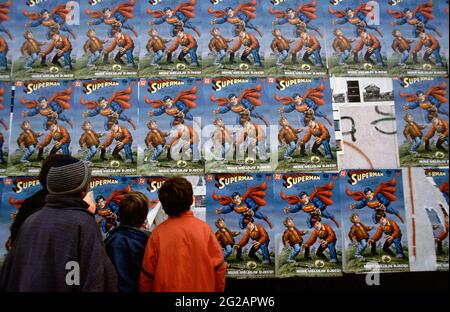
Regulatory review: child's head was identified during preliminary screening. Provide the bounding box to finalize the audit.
[377,216,387,226]
[119,191,150,228]
[404,113,414,123]
[272,28,281,37]
[279,117,289,127]
[158,177,193,217]
[215,218,226,229]
[312,220,322,230]
[392,29,401,37]
[82,121,92,131]
[350,213,360,223]
[283,217,294,228]
[46,156,91,197]
[333,29,343,37]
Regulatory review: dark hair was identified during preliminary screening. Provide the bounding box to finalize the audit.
[349,213,359,222]
[119,192,149,227]
[8,155,69,248]
[147,120,156,128]
[158,177,193,217]
[299,191,308,198]
[231,192,241,198]
[242,216,254,228]
[283,217,293,226]
[377,213,387,223]
[363,187,373,194]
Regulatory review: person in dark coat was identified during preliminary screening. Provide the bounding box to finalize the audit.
[105,191,150,292]
[0,156,117,292]
[6,155,67,251]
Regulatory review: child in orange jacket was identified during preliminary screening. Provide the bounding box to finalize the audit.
[140,177,226,292]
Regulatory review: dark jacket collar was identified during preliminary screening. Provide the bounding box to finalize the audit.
[45,194,91,212]
[109,225,150,238]
[105,225,149,244]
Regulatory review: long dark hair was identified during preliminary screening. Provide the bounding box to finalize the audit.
[6,155,68,250]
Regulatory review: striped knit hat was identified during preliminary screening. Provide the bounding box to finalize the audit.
[46,160,91,195]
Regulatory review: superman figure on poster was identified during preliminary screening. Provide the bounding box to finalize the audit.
[346,178,405,224]
[275,84,332,126]
[208,0,262,37]
[328,2,383,37]
[387,1,442,38]
[281,181,340,228]
[269,0,323,38]
[95,184,131,234]
[23,3,76,40]
[145,86,197,127]
[210,84,269,127]
[147,0,200,37]
[85,0,138,37]
[81,87,137,131]
[20,87,73,130]
[213,182,273,230]
[400,82,448,122]
[0,1,12,40]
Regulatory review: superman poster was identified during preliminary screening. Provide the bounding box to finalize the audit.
[0,1,12,80]
[202,77,277,173]
[0,176,43,264]
[141,0,202,78]
[200,0,265,77]
[78,0,140,79]
[206,173,276,278]
[11,0,80,80]
[273,172,342,277]
[340,169,410,273]
[384,0,448,77]
[263,0,328,78]
[0,81,11,173]
[75,78,138,176]
[394,77,449,167]
[325,0,389,77]
[7,80,76,176]
[138,78,204,176]
[267,77,338,172]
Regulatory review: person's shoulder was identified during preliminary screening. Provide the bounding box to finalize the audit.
[72,208,96,223]
[257,223,267,231]
[157,214,212,233]
[190,215,213,230]
[104,228,129,249]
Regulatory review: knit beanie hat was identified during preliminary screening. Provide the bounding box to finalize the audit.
[46,159,91,195]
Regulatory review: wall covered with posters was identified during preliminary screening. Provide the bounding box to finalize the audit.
[0,0,448,277]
